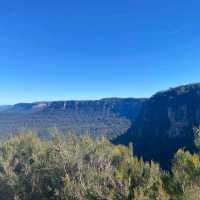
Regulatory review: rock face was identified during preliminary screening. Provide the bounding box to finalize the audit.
[113,83,200,168]
[0,98,145,139]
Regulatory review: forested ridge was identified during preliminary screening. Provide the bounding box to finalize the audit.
[0,98,145,139]
[0,129,200,200]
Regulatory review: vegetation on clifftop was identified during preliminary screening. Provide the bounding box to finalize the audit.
[0,129,200,199]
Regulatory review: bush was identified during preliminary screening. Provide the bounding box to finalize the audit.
[0,132,168,200]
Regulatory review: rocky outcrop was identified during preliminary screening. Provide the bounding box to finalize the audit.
[113,83,200,169]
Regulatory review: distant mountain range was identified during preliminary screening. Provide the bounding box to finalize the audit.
[1,83,200,168]
[0,105,13,112]
[0,98,145,139]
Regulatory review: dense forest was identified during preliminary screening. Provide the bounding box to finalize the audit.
[0,98,145,139]
[0,129,200,200]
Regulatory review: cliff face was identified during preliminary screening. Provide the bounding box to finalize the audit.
[0,98,145,139]
[113,83,200,168]
[136,84,200,138]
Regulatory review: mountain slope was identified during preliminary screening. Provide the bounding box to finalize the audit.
[0,105,13,112]
[113,83,200,168]
[0,98,145,139]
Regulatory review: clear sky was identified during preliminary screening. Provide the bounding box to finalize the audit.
[0,0,200,104]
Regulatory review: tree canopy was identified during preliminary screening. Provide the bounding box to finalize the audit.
[0,129,200,199]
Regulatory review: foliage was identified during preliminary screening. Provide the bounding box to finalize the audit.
[0,132,167,200]
[167,128,200,200]
[194,127,200,150]
[1,129,200,199]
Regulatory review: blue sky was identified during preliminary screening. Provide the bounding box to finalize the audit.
[0,0,200,104]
